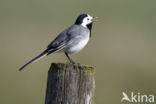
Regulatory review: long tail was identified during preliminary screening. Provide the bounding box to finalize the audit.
[19,50,48,71]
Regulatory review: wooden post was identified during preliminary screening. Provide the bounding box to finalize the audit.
[45,63,95,104]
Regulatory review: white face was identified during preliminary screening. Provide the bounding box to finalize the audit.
[81,14,93,27]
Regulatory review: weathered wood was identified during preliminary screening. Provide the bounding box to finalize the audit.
[45,63,95,104]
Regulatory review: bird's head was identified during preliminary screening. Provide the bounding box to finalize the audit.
[75,14,98,28]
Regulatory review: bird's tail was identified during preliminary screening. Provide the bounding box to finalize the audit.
[19,50,48,71]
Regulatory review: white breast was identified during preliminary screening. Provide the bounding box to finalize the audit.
[67,36,89,54]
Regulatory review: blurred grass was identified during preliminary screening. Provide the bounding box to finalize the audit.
[0,0,156,104]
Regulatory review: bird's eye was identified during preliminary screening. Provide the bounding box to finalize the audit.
[87,18,89,20]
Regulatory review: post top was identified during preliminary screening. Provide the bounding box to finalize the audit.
[50,62,95,74]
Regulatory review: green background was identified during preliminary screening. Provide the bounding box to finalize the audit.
[0,0,156,104]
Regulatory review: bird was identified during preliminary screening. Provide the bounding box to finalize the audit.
[19,14,97,71]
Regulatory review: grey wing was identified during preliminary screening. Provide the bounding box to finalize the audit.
[46,25,82,54]
[46,26,73,54]
[46,33,68,55]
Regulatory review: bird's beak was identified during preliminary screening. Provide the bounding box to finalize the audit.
[92,17,98,22]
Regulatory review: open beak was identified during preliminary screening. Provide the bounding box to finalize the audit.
[92,17,98,22]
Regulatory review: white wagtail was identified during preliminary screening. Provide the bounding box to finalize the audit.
[19,14,97,71]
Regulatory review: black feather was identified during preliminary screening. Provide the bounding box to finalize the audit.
[19,50,48,71]
[87,23,92,37]
[75,14,88,25]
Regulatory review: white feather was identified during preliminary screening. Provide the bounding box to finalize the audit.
[67,34,90,54]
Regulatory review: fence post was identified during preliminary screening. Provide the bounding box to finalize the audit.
[45,63,95,104]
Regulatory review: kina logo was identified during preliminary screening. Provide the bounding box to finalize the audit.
[121,92,154,103]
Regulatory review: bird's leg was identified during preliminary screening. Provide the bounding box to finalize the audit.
[65,52,75,64]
